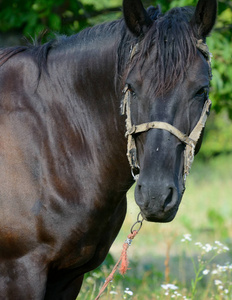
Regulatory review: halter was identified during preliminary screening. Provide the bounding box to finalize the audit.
[121,39,212,182]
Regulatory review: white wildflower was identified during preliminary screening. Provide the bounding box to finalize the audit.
[203,269,210,275]
[218,265,228,272]
[183,234,192,241]
[110,291,118,295]
[218,285,224,290]
[215,241,223,246]
[195,242,203,247]
[214,279,222,286]
[174,291,182,296]
[204,243,213,252]
[124,288,133,296]
[161,284,178,290]
[214,241,230,252]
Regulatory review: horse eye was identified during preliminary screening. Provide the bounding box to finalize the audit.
[195,87,208,99]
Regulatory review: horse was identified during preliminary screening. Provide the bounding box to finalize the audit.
[0,0,217,298]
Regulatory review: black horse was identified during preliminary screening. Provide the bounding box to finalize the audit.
[0,0,217,299]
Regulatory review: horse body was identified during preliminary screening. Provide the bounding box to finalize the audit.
[0,0,217,299]
[0,22,132,298]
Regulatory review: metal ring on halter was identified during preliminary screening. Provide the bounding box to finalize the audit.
[131,166,140,181]
[137,212,143,222]
[130,212,144,234]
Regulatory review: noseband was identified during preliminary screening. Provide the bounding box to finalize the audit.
[121,39,212,182]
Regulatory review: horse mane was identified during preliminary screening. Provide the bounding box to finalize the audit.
[131,6,198,97]
[0,19,124,73]
[0,46,27,67]
[0,39,55,70]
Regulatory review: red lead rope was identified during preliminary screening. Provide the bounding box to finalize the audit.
[95,213,143,300]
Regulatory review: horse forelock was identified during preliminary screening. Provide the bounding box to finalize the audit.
[129,6,198,97]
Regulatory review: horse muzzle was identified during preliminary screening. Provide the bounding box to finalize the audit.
[134,179,182,222]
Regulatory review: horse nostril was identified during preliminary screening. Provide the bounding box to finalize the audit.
[163,188,174,211]
[135,182,149,209]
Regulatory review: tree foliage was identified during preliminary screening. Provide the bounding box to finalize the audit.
[0,0,95,35]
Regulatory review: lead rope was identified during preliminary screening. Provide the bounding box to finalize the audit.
[95,212,144,300]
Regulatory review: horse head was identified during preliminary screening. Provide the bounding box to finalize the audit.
[122,0,217,222]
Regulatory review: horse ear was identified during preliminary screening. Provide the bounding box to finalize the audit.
[123,0,153,37]
[191,0,217,38]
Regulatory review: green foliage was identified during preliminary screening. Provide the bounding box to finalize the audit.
[207,208,229,239]
[208,3,232,118]
[0,0,97,36]
[198,111,232,159]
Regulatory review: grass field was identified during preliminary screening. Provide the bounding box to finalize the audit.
[78,154,232,299]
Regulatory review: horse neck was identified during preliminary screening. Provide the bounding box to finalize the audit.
[46,21,133,192]
[50,21,130,116]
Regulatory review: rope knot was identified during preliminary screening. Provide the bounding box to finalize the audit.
[120,230,138,275]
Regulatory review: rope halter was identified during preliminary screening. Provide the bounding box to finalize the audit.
[121,39,212,182]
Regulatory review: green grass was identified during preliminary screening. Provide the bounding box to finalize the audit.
[78,154,232,299]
